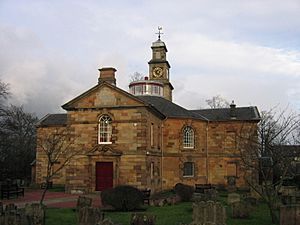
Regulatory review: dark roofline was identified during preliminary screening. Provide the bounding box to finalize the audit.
[190,106,261,122]
[36,113,68,127]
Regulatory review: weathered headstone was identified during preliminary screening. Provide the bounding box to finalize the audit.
[227,176,237,193]
[131,213,156,225]
[227,193,240,205]
[205,189,218,201]
[76,196,92,211]
[78,206,104,225]
[191,201,226,225]
[280,204,300,225]
[231,201,252,219]
[24,203,46,225]
[215,202,226,225]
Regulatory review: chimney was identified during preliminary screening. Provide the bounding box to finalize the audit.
[98,67,117,85]
[230,100,237,119]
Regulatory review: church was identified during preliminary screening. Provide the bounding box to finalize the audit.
[35,35,260,193]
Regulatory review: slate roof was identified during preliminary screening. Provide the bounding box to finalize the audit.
[191,107,260,121]
[37,113,67,127]
[137,96,207,120]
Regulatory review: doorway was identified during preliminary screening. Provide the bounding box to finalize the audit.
[95,162,113,191]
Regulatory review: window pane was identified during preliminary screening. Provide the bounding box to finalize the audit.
[183,126,194,148]
[183,162,194,177]
[99,115,112,143]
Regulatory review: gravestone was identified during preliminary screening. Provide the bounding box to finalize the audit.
[78,206,104,225]
[227,193,240,205]
[131,213,156,225]
[0,203,45,225]
[76,196,92,211]
[191,201,226,225]
[280,204,300,225]
[24,203,45,225]
[231,201,252,219]
[227,176,237,193]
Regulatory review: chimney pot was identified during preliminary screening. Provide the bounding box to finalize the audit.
[98,67,117,85]
[230,100,237,118]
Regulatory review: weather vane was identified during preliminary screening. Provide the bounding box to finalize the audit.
[156,26,163,40]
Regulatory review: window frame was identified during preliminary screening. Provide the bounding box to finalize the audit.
[183,126,195,149]
[183,162,195,177]
[98,115,112,144]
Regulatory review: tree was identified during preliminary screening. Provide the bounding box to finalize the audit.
[238,108,300,224]
[0,105,38,181]
[37,127,81,204]
[0,79,37,182]
[129,72,144,82]
[205,95,230,108]
[0,79,10,114]
[0,80,9,102]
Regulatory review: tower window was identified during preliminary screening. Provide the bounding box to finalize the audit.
[183,126,195,149]
[150,123,154,147]
[183,162,194,177]
[98,115,112,144]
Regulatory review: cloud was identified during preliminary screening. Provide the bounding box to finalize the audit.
[0,0,300,117]
[170,34,300,111]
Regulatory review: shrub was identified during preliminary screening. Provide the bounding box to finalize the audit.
[101,185,143,211]
[100,188,114,207]
[174,183,194,202]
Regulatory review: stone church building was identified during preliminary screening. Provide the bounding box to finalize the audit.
[35,37,260,193]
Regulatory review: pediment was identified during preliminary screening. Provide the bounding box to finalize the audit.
[62,82,145,110]
[88,144,123,156]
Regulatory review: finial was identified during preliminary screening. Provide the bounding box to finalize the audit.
[155,26,163,40]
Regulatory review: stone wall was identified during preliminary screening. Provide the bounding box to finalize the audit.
[161,118,256,189]
[36,83,258,193]
[35,126,67,185]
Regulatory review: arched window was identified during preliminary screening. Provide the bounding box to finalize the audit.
[183,126,194,148]
[98,115,112,144]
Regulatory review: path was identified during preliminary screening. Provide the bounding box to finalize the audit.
[1,189,101,208]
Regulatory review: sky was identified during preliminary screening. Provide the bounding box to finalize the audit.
[1,0,300,118]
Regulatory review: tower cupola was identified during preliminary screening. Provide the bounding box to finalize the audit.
[147,27,173,101]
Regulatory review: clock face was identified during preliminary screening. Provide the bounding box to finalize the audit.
[153,67,163,78]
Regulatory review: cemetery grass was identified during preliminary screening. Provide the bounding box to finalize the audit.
[46,201,273,225]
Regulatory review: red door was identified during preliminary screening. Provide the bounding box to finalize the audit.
[96,162,113,191]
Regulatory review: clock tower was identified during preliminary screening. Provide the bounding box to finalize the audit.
[148,29,174,101]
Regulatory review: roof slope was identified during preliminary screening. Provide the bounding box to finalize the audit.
[137,96,207,120]
[37,114,67,127]
[191,107,260,121]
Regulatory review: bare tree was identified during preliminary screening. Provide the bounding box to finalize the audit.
[0,79,10,114]
[0,79,9,100]
[238,108,299,224]
[0,105,37,181]
[129,72,144,82]
[37,127,80,204]
[205,95,230,108]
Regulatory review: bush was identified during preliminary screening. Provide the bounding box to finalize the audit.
[101,188,114,207]
[174,183,194,202]
[101,185,143,211]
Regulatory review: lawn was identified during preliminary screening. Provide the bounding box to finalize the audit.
[46,201,273,225]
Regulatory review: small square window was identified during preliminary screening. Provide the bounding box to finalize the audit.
[183,162,194,177]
